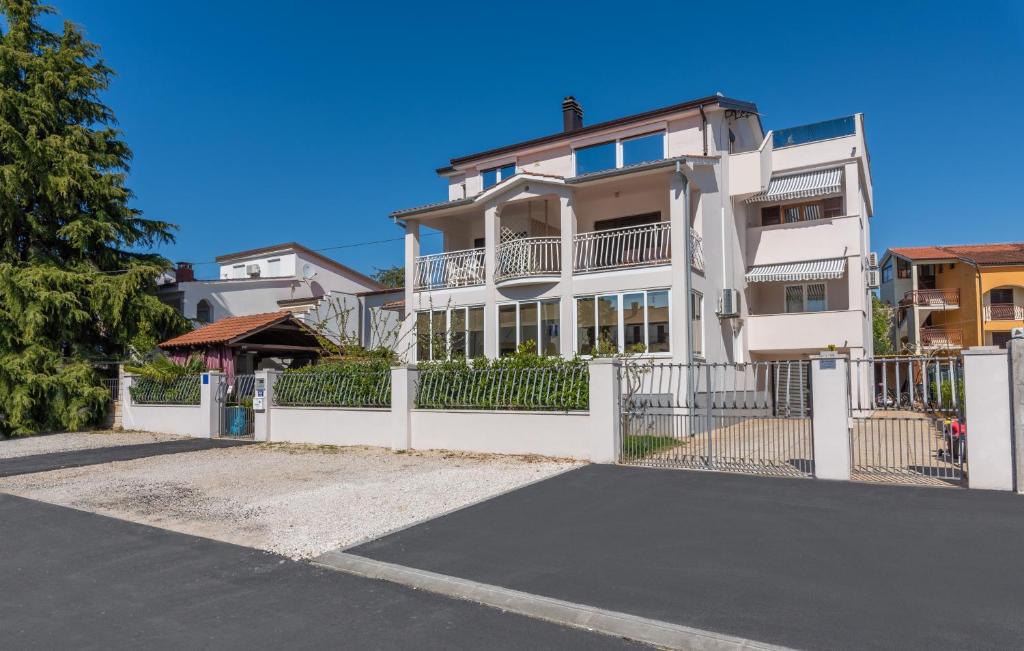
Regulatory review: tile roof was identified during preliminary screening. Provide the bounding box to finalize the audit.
[890,243,1024,265]
[159,312,291,348]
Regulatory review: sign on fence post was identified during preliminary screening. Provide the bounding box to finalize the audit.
[199,372,224,439]
[810,353,851,480]
[252,370,276,442]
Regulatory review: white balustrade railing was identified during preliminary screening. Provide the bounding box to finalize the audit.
[414,248,485,290]
[573,222,671,273]
[495,237,561,281]
[690,228,704,273]
[984,304,1024,322]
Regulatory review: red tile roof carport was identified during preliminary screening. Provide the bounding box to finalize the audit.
[159,312,293,348]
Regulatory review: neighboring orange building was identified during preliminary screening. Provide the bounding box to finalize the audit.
[878,243,1024,353]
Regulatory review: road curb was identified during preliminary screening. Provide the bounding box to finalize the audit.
[313,550,792,651]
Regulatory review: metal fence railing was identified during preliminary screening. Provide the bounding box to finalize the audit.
[416,366,588,411]
[573,222,671,273]
[495,237,561,281]
[129,375,201,405]
[103,378,120,403]
[414,248,486,290]
[690,228,704,273]
[273,370,391,408]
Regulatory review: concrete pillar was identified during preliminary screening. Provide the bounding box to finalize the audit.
[120,373,136,430]
[558,194,576,358]
[1010,337,1024,493]
[403,219,420,362]
[669,171,691,364]
[483,204,499,359]
[199,371,224,439]
[390,365,418,451]
[253,369,279,442]
[588,359,621,463]
[810,353,851,480]
[963,346,1013,491]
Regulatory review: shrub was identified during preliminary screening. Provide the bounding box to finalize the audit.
[126,355,205,405]
[274,359,391,407]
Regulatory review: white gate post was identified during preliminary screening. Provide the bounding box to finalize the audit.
[1010,337,1024,493]
[587,359,620,464]
[199,371,224,439]
[390,365,417,451]
[963,346,1013,491]
[253,369,278,442]
[810,353,851,480]
[121,373,137,431]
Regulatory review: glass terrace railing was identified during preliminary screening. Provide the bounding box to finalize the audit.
[773,115,856,148]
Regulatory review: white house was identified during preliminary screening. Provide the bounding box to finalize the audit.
[392,95,875,364]
[157,242,403,350]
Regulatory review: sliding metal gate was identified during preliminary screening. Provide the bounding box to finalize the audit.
[618,361,814,477]
[848,357,965,486]
[217,374,256,439]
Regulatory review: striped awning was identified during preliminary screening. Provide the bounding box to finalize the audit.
[745,258,847,283]
[745,167,843,204]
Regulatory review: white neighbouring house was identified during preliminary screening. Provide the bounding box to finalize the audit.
[392,95,876,364]
[156,242,404,354]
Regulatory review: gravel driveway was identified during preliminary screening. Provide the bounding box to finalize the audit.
[0,430,185,459]
[0,444,581,559]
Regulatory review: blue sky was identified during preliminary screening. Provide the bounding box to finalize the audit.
[44,1,1024,279]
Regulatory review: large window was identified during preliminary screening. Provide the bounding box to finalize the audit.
[573,131,665,176]
[416,306,485,361]
[785,283,827,313]
[575,290,670,355]
[481,163,516,189]
[881,262,893,284]
[497,299,560,356]
[760,197,842,226]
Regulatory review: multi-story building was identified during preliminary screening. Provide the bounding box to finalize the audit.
[879,243,1024,352]
[392,95,875,364]
[156,242,403,356]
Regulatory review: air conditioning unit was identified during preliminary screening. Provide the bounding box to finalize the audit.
[719,289,741,318]
[246,264,261,278]
[867,269,880,288]
[867,252,879,269]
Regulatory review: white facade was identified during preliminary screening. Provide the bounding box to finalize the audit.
[394,97,875,364]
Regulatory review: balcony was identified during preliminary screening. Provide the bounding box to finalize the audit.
[902,289,960,309]
[573,222,670,273]
[414,248,485,291]
[495,236,561,285]
[984,303,1024,322]
[920,326,963,349]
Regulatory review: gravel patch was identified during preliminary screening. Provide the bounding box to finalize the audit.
[0,444,582,559]
[0,430,186,459]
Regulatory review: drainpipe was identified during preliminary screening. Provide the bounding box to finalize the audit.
[964,256,984,346]
[677,161,694,363]
[699,105,709,157]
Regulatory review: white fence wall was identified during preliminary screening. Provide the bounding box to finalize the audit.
[122,403,206,437]
[269,407,392,447]
[410,410,599,459]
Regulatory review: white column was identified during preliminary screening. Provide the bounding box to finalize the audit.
[669,171,691,364]
[810,353,851,480]
[558,194,576,358]
[390,365,418,451]
[252,369,278,442]
[587,359,620,463]
[1010,337,1024,493]
[483,204,499,358]
[963,346,1013,491]
[199,371,224,439]
[403,220,420,362]
[120,373,136,430]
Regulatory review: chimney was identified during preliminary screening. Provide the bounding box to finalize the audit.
[175,261,194,283]
[562,96,583,132]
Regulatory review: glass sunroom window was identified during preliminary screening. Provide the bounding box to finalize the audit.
[541,300,560,356]
[498,304,517,356]
[574,141,616,176]
[575,290,671,355]
[467,307,485,358]
[649,290,670,353]
[576,297,596,355]
[519,302,538,353]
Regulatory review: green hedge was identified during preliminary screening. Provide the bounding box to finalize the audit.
[274,361,390,407]
[129,376,201,405]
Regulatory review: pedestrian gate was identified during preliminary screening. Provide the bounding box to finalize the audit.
[217,374,255,439]
[848,357,965,486]
[618,361,814,477]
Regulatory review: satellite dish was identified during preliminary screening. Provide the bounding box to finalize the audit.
[302,263,316,279]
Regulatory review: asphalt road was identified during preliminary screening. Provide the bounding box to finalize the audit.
[353,464,1024,650]
[0,438,250,477]
[0,493,640,650]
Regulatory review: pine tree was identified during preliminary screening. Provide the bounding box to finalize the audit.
[0,0,187,434]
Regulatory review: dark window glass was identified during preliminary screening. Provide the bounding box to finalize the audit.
[196,300,212,324]
[648,290,670,353]
[597,295,619,350]
[519,302,538,354]
[621,132,663,166]
[467,307,485,358]
[576,297,595,355]
[689,291,701,356]
[541,300,560,356]
[431,310,447,360]
[991,288,1014,304]
[761,206,781,226]
[416,312,431,361]
[623,293,644,350]
[498,304,517,356]
[499,164,515,181]
[574,141,615,176]
[823,196,843,217]
[450,308,466,358]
